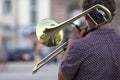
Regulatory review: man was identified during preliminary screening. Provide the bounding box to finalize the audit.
[58,0,120,80]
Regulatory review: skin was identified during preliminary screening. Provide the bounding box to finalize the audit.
[58,16,111,80]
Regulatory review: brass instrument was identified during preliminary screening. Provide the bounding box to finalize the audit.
[32,4,112,74]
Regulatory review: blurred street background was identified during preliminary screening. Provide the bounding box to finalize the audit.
[0,61,58,80]
[0,0,120,80]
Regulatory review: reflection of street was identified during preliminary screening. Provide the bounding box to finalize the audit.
[0,61,59,80]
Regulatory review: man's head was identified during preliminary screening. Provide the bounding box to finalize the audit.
[82,0,116,17]
[82,0,116,27]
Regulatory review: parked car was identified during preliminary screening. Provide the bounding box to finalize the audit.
[8,49,34,61]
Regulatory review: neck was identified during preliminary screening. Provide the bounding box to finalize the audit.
[84,23,111,37]
[97,23,111,30]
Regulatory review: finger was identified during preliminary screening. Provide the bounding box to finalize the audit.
[80,26,88,30]
[73,27,80,32]
[80,26,88,33]
[81,28,86,35]
[74,25,87,32]
[71,23,81,32]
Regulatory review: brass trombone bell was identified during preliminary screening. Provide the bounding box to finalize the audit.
[36,19,63,47]
[33,4,112,74]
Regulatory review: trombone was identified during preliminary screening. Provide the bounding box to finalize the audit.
[32,4,112,74]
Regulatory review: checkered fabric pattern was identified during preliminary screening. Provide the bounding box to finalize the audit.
[61,28,120,80]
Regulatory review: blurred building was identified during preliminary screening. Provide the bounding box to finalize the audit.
[51,0,81,22]
[0,0,50,51]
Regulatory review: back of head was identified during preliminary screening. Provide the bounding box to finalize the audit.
[82,0,116,21]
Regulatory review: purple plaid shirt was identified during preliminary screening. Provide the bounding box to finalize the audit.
[61,28,120,80]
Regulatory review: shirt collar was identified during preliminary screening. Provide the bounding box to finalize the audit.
[89,28,116,36]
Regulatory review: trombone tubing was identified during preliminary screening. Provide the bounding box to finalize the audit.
[32,41,68,74]
[52,4,112,33]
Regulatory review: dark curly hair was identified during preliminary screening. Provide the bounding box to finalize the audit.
[82,0,116,21]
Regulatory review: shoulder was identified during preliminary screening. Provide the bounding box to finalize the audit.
[116,33,120,37]
[72,37,93,49]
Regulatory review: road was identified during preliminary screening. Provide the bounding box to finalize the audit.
[0,61,59,80]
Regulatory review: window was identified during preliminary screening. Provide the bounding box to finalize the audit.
[30,0,37,25]
[3,0,12,15]
[31,10,37,25]
[31,0,36,6]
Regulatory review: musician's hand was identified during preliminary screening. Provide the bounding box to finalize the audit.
[71,26,87,40]
[67,26,87,47]
[61,26,87,61]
